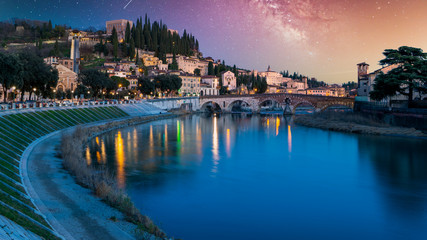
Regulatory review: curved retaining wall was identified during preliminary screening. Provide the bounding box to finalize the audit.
[0,106,130,239]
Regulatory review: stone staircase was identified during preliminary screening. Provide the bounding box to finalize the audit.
[0,216,42,240]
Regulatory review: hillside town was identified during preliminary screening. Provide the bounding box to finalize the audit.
[0,18,352,103]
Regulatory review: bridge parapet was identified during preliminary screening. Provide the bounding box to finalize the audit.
[200,93,354,113]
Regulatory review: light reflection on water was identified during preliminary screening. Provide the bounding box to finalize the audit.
[115,131,125,188]
[86,114,427,240]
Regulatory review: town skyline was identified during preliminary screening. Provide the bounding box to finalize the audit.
[1,0,426,84]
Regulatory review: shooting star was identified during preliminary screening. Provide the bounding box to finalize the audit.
[124,0,133,9]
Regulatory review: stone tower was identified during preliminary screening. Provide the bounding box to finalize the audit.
[357,62,369,80]
[357,62,370,97]
[70,30,81,74]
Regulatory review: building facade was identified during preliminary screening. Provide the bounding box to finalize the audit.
[357,62,402,101]
[201,76,220,89]
[54,64,78,92]
[306,87,328,96]
[200,83,219,96]
[221,71,237,90]
[167,55,209,75]
[259,66,291,86]
[179,74,201,96]
[106,19,133,42]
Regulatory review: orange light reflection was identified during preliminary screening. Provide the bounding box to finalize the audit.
[115,131,126,188]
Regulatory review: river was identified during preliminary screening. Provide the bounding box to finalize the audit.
[86,114,427,240]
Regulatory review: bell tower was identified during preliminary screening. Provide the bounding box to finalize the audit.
[357,62,370,97]
[357,62,369,80]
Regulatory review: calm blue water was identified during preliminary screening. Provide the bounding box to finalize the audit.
[87,115,427,240]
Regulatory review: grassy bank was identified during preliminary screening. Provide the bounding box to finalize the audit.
[294,112,427,138]
[60,114,183,240]
[0,106,129,239]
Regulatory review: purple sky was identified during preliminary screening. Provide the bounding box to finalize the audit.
[1,0,426,83]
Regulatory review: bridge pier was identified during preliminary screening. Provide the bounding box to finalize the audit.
[283,105,293,115]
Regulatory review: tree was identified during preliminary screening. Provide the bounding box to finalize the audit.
[17,51,52,101]
[38,65,59,99]
[208,61,214,75]
[94,39,108,57]
[125,21,131,44]
[129,37,135,60]
[112,27,119,59]
[79,69,111,99]
[169,51,178,70]
[138,76,155,95]
[53,39,60,56]
[48,20,53,32]
[152,74,182,96]
[38,38,43,50]
[370,46,427,102]
[342,81,358,90]
[111,76,130,89]
[0,52,22,102]
[194,68,201,76]
[169,75,182,94]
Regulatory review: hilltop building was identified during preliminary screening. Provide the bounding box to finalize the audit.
[168,29,179,35]
[106,19,133,42]
[259,66,291,86]
[166,55,209,75]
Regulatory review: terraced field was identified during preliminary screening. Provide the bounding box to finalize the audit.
[0,106,129,239]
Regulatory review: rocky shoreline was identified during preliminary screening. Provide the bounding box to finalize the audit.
[294,114,427,138]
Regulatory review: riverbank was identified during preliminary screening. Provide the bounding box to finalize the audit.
[294,112,427,138]
[59,113,186,239]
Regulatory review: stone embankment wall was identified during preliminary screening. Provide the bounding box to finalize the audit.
[354,101,427,131]
[0,106,130,239]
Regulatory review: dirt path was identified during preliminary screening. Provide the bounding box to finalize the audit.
[24,132,137,240]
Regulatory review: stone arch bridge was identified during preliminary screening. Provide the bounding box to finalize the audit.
[200,93,354,114]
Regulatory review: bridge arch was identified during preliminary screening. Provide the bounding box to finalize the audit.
[259,99,283,112]
[201,101,222,112]
[320,103,354,112]
[291,100,316,114]
[227,100,252,112]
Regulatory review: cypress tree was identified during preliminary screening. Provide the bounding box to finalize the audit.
[208,62,214,75]
[38,38,43,50]
[131,23,136,42]
[53,39,59,56]
[125,21,131,43]
[112,27,119,59]
[136,50,140,64]
[135,27,141,49]
[48,20,53,31]
[129,38,135,60]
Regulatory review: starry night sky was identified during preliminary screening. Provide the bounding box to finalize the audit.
[1,0,426,84]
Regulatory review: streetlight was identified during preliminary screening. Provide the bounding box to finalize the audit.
[33,88,37,101]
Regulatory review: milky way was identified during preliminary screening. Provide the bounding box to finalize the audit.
[1,0,426,83]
